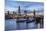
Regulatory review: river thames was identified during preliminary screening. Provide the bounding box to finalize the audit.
[5,18,43,31]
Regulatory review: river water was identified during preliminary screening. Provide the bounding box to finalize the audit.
[5,19,43,31]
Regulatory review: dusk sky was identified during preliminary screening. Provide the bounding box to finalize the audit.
[5,0,44,12]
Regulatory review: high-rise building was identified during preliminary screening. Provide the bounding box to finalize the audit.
[7,11,9,15]
[18,6,20,14]
[18,6,21,16]
[33,10,35,16]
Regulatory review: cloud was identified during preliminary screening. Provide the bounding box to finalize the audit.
[5,0,44,12]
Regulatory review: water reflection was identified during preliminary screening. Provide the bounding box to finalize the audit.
[5,19,43,31]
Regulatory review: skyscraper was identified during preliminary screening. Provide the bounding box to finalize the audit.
[18,6,20,14]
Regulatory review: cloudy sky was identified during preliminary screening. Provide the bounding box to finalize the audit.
[5,0,44,12]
